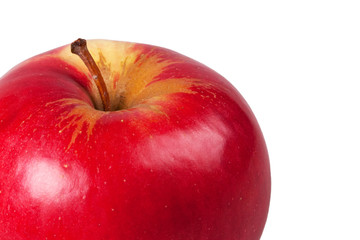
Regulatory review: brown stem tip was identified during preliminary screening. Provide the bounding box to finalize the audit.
[71,38,111,111]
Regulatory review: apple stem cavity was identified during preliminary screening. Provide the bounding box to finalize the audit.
[71,38,111,111]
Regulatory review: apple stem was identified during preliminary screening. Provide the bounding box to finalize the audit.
[71,38,111,111]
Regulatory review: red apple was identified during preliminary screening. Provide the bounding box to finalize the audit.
[0,39,270,240]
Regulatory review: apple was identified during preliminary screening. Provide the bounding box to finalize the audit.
[0,39,270,240]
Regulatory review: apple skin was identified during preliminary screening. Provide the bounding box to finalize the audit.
[0,40,270,240]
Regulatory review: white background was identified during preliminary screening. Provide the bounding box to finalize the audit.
[0,0,359,239]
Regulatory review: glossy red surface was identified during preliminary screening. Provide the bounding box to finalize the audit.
[0,41,270,240]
